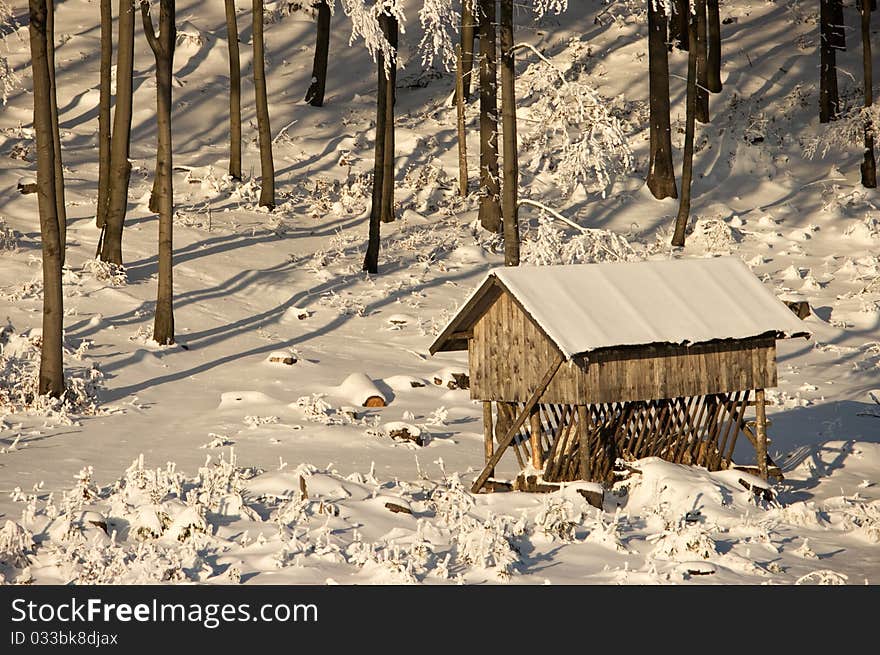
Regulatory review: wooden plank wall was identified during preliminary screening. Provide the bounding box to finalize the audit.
[468,291,777,403]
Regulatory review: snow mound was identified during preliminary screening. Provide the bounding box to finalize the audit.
[333,372,388,407]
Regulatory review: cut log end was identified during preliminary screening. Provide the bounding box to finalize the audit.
[384,502,412,515]
[363,396,386,408]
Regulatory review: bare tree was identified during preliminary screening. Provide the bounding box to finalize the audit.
[96,0,112,228]
[305,0,331,106]
[861,0,876,187]
[707,0,721,93]
[363,10,398,273]
[647,0,677,200]
[499,0,518,265]
[29,0,64,397]
[253,0,274,209]
[820,0,844,123]
[456,43,468,196]
[671,6,698,248]
[457,0,476,102]
[141,0,176,345]
[671,0,689,50]
[380,12,397,225]
[224,0,242,179]
[46,0,65,262]
[478,0,501,232]
[695,0,709,123]
[99,0,135,264]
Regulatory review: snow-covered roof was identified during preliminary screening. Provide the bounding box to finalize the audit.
[430,257,811,359]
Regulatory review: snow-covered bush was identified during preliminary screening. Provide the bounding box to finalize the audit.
[521,215,640,265]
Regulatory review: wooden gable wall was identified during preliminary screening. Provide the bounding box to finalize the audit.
[468,290,777,404]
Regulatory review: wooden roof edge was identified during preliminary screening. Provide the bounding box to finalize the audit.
[428,275,503,354]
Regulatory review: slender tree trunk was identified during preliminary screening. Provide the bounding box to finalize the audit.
[363,23,390,274]
[305,1,330,106]
[380,13,397,224]
[29,0,64,397]
[820,0,842,123]
[458,1,476,102]
[96,0,112,229]
[707,0,721,92]
[647,1,677,200]
[141,0,176,345]
[46,0,65,263]
[671,10,698,248]
[499,0,518,266]
[862,0,877,188]
[224,0,242,179]
[253,0,275,209]
[456,44,468,196]
[672,0,689,51]
[100,0,135,265]
[478,0,501,232]
[695,0,709,123]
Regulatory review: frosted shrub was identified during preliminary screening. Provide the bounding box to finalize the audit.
[82,259,127,286]
[648,519,719,561]
[454,515,519,579]
[518,45,632,196]
[522,215,639,265]
[534,495,580,542]
[0,217,18,251]
[0,520,34,568]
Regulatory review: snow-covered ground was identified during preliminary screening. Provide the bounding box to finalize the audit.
[1,0,879,584]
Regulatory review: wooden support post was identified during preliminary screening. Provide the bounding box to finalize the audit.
[577,405,590,480]
[530,404,543,469]
[483,400,494,478]
[755,388,769,480]
[471,354,564,493]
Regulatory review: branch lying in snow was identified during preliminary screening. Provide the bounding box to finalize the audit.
[518,198,587,234]
[273,119,298,144]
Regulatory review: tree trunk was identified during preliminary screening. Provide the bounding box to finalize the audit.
[305,1,331,106]
[862,0,877,188]
[478,0,501,233]
[458,1,476,102]
[456,44,468,196]
[820,0,841,123]
[363,20,390,274]
[380,13,397,224]
[499,0,518,266]
[46,0,65,263]
[100,0,135,265]
[253,0,275,209]
[647,1,677,200]
[141,0,176,345]
[29,0,65,398]
[707,0,722,92]
[96,0,112,229]
[671,10,698,248]
[672,0,689,51]
[224,0,242,179]
[695,0,709,123]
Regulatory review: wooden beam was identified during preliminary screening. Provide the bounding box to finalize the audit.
[471,353,564,493]
[577,405,590,480]
[483,400,494,478]
[530,404,543,469]
[755,388,769,480]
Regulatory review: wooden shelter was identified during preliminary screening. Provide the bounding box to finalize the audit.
[429,258,811,493]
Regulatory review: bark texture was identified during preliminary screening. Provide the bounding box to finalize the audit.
[672,11,698,248]
[253,0,275,209]
[46,0,65,262]
[100,0,135,265]
[862,0,877,188]
[499,0,519,265]
[96,0,112,228]
[647,1,677,200]
[305,1,331,107]
[707,0,722,92]
[141,0,176,345]
[30,0,65,397]
[224,0,242,179]
[478,0,501,232]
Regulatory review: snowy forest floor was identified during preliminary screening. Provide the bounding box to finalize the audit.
[0,0,879,584]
